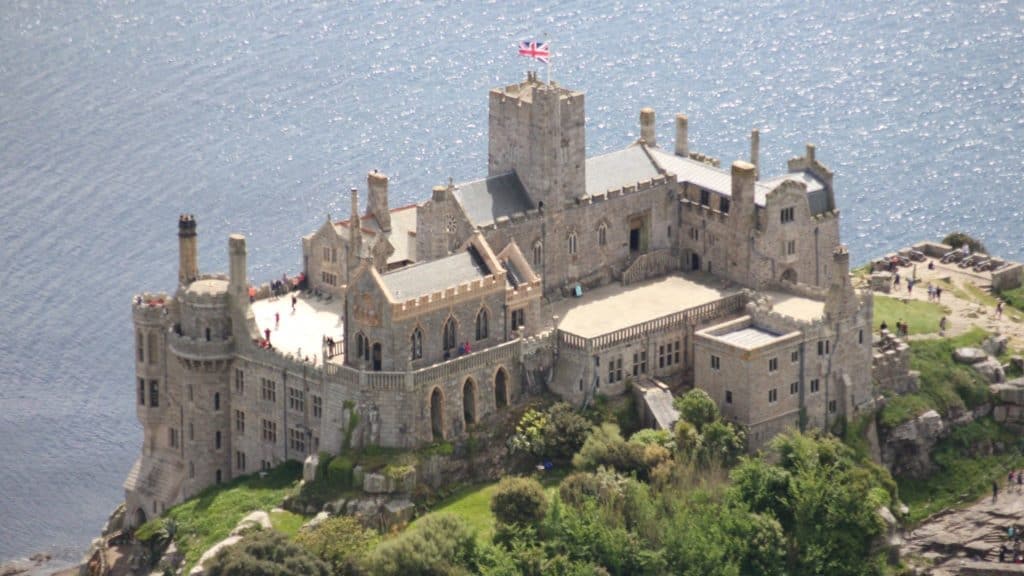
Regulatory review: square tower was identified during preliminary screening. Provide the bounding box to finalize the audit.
[487,72,585,211]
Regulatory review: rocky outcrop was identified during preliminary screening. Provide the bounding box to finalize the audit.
[882,410,947,478]
[955,348,989,365]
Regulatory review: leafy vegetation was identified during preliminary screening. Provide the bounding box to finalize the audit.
[879,328,990,428]
[490,477,548,527]
[204,529,329,576]
[294,516,378,576]
[942,232,986,255]
[1002,286,1024,313]
[269,509,306,538]
[872,294,947,335]
[509,402,592,462]
[367,513,480,576]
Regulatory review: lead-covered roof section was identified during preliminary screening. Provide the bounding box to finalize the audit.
[584,146,663,195]
[451,172,533,227]
[380,247,491,301]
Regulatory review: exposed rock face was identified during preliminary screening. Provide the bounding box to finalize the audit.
[229,510,271,536]
[976,358,1006,384]
[983,335,1010,358]
[955,348,989,365]
[189,535,242,576]
[882,410,947,478]
[991,378,1024,431]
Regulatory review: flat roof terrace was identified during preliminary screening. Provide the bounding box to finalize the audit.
[252,293,344,365]
[553,273,741,338]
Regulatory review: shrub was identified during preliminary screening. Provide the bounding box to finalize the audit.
[698,421,746,466]
[629,428,673,450]
[673,389,719,433]
[294,516,377,576]
[572,423,670,480]
[510,403,591,461]
[367,513,479,575]
[558,469,626,509]
[672,420,701,460]
[942,232,986,255]
[491,477,548,527]
[204,530,330,576]
[326,456,354,490]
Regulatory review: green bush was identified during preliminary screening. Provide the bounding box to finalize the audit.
[673,389,719,433]
[942,232,986,255]
[572,423,670,480]
[510,403,591,461]
[327,456,354,490]
[629,429,673,450]
[294,516,378,576]
[367,513,479,576]
[491,477,548,527]
[204,530,330,576]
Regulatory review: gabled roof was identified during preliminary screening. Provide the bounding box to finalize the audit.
[380,247,491,301]
[335,204,418,263]
[451,172,533,227]
[585,146,662,195]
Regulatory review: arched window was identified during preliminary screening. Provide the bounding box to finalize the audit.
[443,316,457,354]
[475,308,488,341]
[568,231,578,255]
[411,328,423,360]
[147,332,158,364]
[598,223,608,247]
[355,332,370,362]
[215,430,222,449]
[214,392,220,411]
[533,240,543,267]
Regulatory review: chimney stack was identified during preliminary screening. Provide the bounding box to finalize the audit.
[750,129,760,180]
[349,188,362,262]
[228,233,247,299]
[675,114,689,157]
[368,170,391,232]
[806,143,816,162]
[640,108,656,147]
[178,214,198,286]
[730,160,756,208]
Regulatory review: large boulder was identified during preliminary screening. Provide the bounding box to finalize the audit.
[363,473,387,494]
[189,535,242,576]
[973,357,1005,384]
[954,348,988,365]
[229,510,271,536]
[982,334,1009,357]
[303,454,319,483]
[882,410,947,478]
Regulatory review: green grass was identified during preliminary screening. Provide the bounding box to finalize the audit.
[898,418,1024,525]
[872,294,948,335]
[270,509,307,538]
[410,472,566,544]
[142,461,303,571]
[879,328,990,429]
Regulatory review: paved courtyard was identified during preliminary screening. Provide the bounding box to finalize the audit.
[553,273,740,337]
[252,293,344,364]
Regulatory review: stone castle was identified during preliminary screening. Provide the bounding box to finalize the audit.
[124,73,873,528]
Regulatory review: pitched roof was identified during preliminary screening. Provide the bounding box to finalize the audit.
[380,247,491,301]
[335,204,418,263]
[585,146,662,195]
[452,172,533,227]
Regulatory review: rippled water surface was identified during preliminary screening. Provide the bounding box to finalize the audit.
[1,0,1022,563]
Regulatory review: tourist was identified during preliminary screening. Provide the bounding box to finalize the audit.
[907,279,914,295]
[936,286,942,301]
[1017,470,1022,491]
[275,312,280,330]
[264,328,271,344]
[894,272,901,286]
[291,294,297,313]
[996,301,1003,320]
[1002,544,1008,563]
[928,260,935,270]
[994,479,999,503]
[880,320,888,332]
[248,286,256,303]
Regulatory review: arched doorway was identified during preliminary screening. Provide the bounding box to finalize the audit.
[494,367,509,409]
[691,253,701,271]
[132,507,147,529]
[430,388,444,441]
[463,378,477,427]
[781,268,798,283]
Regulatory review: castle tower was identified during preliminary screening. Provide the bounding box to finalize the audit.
[368,170,391,232]
[178,214,198,286]
[728,161,757,284]
[750,129,760,180]
[488,73,585,210]
[640,108,656,147]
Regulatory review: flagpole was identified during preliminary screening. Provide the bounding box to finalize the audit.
[546,36,552,84]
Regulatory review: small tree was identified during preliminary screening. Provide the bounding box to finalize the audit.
[698,420,746,466]
[673,390,719,433]
[294,516,378,575]
[942,232,986,255]
[204,530,330,576]
[491,476,548,527]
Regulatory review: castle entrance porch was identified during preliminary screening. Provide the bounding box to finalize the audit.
[629,215,648,254]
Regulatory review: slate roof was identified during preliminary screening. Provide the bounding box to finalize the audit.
[335,204,418,264]
[646,148,773,206]
[715,326,785,350]
[380,247,490,301]
[585,146,662,195]
[761,171,831,215]
[452,172,533,227]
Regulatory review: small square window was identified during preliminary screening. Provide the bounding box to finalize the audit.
[768,389,778,403]
[769,357,778,372]
[790,382,799,395]
[711,355,720,370]
[725,390,733,404]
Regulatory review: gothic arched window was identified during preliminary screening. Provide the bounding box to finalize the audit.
[411,328,423,360]
[598,223,608,247]
[568,231,578,255]
[533,240,543,267]
[475,308,489,341]
[443,316,458,354]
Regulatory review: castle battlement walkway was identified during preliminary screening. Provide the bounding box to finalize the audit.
[252,293,344,364]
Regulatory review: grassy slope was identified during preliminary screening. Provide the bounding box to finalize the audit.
[147,461,303,570]
[873,294,948,335]
[879,328,989,429]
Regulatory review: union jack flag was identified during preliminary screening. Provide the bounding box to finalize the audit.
[518,40,551,64]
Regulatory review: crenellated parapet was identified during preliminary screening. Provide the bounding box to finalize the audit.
[391,273,506,321]
[133,292,172,323]
[577,173,674,204]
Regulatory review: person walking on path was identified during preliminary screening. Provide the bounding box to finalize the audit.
[275,312,280,330]
[993,479,999,503]
[939,316,947,335]
[996,301,1004,320]
[291,294,298,313]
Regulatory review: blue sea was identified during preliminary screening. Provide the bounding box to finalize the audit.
[1,0,1021,564]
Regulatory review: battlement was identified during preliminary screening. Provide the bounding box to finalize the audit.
[133,292,171,322]
[168,331,235,361]
[506,277,542,305]
[578,173,673,204]
[391,273,506,321]
[481,207,544,232]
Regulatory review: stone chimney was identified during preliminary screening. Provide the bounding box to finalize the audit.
[367,170,391,232]
[675,114,688,157]
[806,143,816,163]
[228,233,247,299]
[730,160,756,208]
[750,129,760,180]
[178,214,198,286]
[349,187,362,262]
[640,108,656,147]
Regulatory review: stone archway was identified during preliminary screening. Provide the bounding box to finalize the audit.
[781,268,798,284]
[430,387,445,441]
[494,367,509,409]
[132,507,147,529]
[463,378,477,427]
